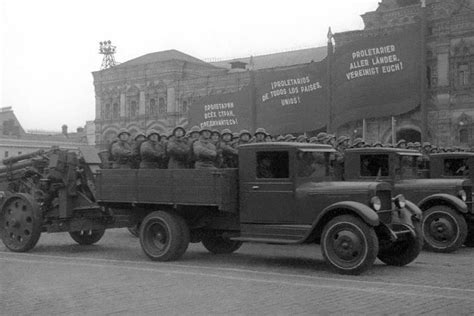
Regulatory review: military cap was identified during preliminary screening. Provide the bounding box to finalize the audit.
[134,131,146,140]
[309,137,319,144]
[406,142,415,148]
[336,135,350,145]
[147,129,160,138]
[232,132,240,139]
[363,143,372,147]
[118,128,130,137]
[413,142,421,147]
[396,139,407,148]
[373,141,383,147]
[221,129,233,137]
[254,128,267,136]
[211,129,221,136]
[276,135,285,142]
[422,142,431,148]
[239,129,252,137]
[284,134,296,142]
[172,126,186,135]
[188,125,200,135]
[296,135,307,143]
[352,138,365,147]
[316,132,328,142]
[200,127,212,134]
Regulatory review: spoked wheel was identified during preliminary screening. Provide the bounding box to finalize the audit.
[422,206,467,253]
[0,194,42,252]
[377,221,423,266]
[201,233,243,254]
[321,215,378,275]
[139,211,189,261]
[69,229,105,245]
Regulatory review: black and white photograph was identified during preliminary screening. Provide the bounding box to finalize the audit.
[1,0,474,314]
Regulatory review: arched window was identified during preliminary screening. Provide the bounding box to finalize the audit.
[159,97,166,114]
[182,100,188,113]
[459,64,470,87]
[130,100,137,117]
[460,129,469,144]
[149,98,157,115]
[112,103,119,119]
[105,103,111,119]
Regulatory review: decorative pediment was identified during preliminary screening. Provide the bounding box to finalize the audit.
[453,39,473,56]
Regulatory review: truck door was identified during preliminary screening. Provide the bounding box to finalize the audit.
[240,150,295,224]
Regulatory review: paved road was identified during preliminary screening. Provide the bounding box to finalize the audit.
[1,229,474,315]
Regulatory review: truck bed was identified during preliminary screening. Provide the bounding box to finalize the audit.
[95,169,239,213]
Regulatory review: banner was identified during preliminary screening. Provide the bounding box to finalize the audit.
[188,87,252,131]
[331,23,421,128]
[255,61,327,135]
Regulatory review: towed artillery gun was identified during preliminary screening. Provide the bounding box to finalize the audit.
[0,143,422,275]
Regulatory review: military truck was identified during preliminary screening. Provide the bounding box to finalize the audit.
[0,143,422,275]
[344,147,472,253]
[428,152,474,246]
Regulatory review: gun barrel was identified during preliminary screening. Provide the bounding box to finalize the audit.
[0,160,38,174]
[2,149,45,165]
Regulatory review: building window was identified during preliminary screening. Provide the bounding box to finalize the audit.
[18,152,22,155]
[149,98,157,115]
[105,103,111,119]
[459,64,470,86]
[460,129,469,144]
[130,100,138,117]
[182,100,188,113]
[4,151,8,158]
[158,97,166,114]
[113,103,119,119]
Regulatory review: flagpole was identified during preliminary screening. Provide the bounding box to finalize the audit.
[249,55,257,133]
[420,0,428,142]
[326,27,334,134]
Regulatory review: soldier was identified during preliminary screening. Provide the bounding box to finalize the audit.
[110,128,133,169]
[325,134,336,147]
[413,142,421,151]
[308,137,318,144]
[188,126,201,141]
[406,142,415,150]
[239,130,252,146]
[336,136,350,151]
[220,129,238,168]
[396,139,407,149]
[351,138,365,148]
[139,130,166,169]
[211,130,221,145]
[166,126,190,169]
[265,133,273,143]
[333,136,350,180]
[276,135,285,142]
[284,134,296,142]
[373,141,383,148]
[296,135,307,143]
[211,130,222,166]
[316,132,328,144]
[193,128,218,169]
[254,128,267,143]
[131,132,146,169]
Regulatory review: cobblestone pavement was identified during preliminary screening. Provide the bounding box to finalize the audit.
[1,229,474,315]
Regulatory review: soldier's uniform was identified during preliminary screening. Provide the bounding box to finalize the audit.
[333,136,349,180]
[131,132,146,169]
[166,126,190,169]
[220,129,238,168]
[139,130,166,169]
[193,128,218,169]
[111,129,133,169]
[254,128,267,143]
[396,139,407,149]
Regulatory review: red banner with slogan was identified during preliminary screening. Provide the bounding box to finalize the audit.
[188,87,252,132]
[255,61,327,135]
[332,23,421,128]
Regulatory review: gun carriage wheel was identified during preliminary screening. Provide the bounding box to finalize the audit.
[321,215,378,275]
[69,229,105,245]
[0,193,42,252]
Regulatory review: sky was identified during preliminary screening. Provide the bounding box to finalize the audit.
[0,0,378,132]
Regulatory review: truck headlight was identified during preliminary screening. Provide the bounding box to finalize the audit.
[371,196,381,211]
[393,194,406,209]
[458,190,467,202]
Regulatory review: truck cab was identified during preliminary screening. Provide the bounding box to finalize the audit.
[344,147,472,252]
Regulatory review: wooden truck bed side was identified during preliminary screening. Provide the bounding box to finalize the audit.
[96,169,239,213]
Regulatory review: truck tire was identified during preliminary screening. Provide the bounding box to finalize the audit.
[201,234,243,254]
[139,211,190,261]
[0,194,42,252]
[69,229,105,245]
[321,215,378,275]
[422,205,468,253]
[377,221,423,266]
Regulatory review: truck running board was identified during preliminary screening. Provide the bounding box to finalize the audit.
[230,237,302,245]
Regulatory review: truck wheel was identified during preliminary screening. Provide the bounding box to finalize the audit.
[201,234,243,254]
[0,194,42,252]
[377,221,423,266]
[69,229,105,245]
[139,211,190,261]
[422,206,468,253]
[321,215,378,275]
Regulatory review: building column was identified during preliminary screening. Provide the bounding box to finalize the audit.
[95,96,102,120]
[139,91,146,116]
[120,93,126,118]
[167,87,176,113]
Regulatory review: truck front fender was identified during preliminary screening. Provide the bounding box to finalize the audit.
[418,194,468,214]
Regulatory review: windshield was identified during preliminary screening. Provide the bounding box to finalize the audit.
[398,155,419,179]
[297,151,332,179]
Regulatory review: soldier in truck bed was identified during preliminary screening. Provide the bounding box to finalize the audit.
[110,128,133,169]
[166,126,190,169]
[140,130,166,169]
[193,127,218,169]
[219,129,238,168]
[131,131,146,169]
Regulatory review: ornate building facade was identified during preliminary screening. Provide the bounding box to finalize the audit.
[335,0,474,146]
